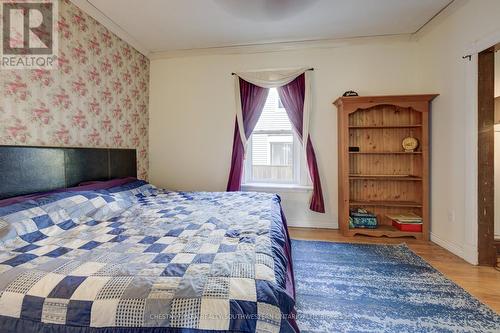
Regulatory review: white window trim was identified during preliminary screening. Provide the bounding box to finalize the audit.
[241,182,313,193]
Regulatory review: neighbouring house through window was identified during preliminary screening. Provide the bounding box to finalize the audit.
[271,142,293,166]
[243,88,310,186]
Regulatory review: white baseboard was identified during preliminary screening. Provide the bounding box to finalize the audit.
[461,243,479,265]
[286,219,337,229]
[430,232,478,265]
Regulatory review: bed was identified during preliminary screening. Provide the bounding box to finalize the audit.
[0,147,298,333]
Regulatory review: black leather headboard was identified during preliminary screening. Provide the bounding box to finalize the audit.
[0,146,136,199]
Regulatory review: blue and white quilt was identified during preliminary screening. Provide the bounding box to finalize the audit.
[0,181,297,333]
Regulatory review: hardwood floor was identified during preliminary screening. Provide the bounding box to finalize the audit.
[289,227,500,313]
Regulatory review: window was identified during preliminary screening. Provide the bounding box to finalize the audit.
[271,142,292,166]
[277,96,285,109]
[243,88,310,187]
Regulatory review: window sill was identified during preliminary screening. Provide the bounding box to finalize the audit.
[241,183,313,193]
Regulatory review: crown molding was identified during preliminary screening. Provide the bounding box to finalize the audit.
[149,34,414,60]
[412,0,455,36]
[69,1,455,61]
[69,0,150,57]
[411,0,463,42]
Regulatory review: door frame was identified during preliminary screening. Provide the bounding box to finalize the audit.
[463,29,500,265]
[477,47,496,266]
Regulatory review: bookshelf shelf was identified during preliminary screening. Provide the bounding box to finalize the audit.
[346,225,423,239]
[348,151,422,155]
[349,200,423,208]
[349,175,422,181]
[348,125,422,129]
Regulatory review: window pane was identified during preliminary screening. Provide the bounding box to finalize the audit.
[254,89,291,132]
[251,134,294,183]
[271,142,292,166]
[277,97,285,109]
[246,88,296,184]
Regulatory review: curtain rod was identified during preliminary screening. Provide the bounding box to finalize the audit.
[231,68,314,76]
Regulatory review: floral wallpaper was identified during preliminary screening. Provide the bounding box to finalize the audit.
[0,0,150,179]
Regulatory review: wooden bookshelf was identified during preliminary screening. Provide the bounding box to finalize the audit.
[334,94,438,240]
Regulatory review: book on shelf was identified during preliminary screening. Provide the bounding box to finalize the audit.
[386,213,423,224]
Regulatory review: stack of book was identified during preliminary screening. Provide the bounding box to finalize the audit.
[387,213,423,232]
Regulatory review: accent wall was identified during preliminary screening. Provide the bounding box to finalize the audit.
[0,0,150,178]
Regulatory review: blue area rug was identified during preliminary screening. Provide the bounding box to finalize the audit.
[292,240,500,333]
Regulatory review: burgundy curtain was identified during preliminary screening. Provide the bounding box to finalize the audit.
[226,78,269,191]
[277,74,325,213]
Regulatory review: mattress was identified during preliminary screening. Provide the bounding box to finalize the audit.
[0,180,297,333]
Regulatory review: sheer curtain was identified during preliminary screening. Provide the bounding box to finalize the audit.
[227,68,325,213]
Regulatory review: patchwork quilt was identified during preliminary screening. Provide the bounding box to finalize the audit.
[0,181,297,333]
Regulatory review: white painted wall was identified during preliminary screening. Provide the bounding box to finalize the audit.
[149,38,421,229]
[149,0,500,263]
[414,0,500,263]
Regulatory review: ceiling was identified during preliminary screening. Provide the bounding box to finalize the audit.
[86,0,452,54]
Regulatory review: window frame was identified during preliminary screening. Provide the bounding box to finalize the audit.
[243,129,310,187]
[242,87,311,188]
